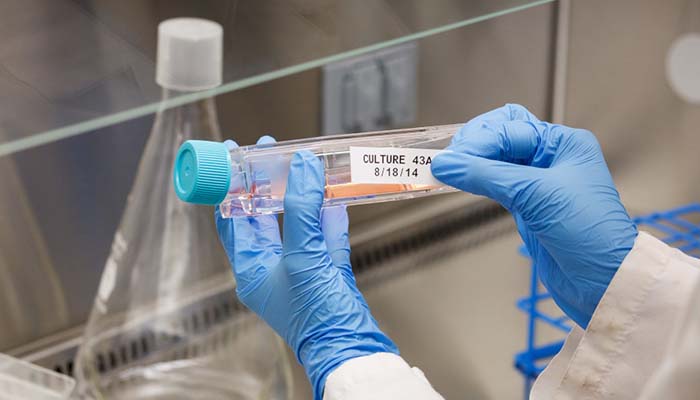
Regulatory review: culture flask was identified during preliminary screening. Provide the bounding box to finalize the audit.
[174,124,460,216]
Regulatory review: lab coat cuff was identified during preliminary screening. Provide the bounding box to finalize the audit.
[532,231,700,399]
[323,352,442,400]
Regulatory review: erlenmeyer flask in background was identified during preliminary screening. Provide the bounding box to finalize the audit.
[75,18,292,400]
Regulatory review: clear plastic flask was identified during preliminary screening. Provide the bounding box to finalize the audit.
[0,353,75,400]
[74,18,292,400]
[173,124,461,217]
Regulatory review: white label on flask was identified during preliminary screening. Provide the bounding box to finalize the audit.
[349,146,442,185]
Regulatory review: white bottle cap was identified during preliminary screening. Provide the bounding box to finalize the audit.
[156,18,223,91]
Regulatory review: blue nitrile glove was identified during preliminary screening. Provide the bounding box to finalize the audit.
[431,104,638,328]
[215,136,398,400]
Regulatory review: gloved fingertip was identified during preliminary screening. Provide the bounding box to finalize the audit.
[450,123,468,145]
[214,208,234,249]
[224,139,239,150]
[214,207,233,232]
[321,205,348,229]
[431,150,529,210]
[283,151,326,254]
[504,103,540,122]
[321,203,347,214]
[321,206,350,267]
[286,151,324,205]
[292,151,323,180]
[292,149,320,164]
[257,135,277,145]
[430,151,463,177]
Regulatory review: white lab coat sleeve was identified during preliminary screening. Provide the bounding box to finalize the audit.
[323,352,444,400]
[638,276,700,400]
[531,231,700,399]
[640,278,700,400]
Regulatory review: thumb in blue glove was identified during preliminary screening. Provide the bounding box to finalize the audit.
[216,137,397,399]
[431,104,638,328]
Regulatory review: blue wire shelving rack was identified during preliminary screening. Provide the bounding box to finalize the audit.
[514,203,700,398]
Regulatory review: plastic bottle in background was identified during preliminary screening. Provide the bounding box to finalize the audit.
[74,18,291,400]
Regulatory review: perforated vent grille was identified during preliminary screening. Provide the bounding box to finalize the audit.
[37,286,252,380]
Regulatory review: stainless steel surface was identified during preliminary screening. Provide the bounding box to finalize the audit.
[17,199,515,399]
[6,1,696,398]
[551,0,570,124]
[563,0,700,213]
[25,0,700,398]
[0,0,556,356]
[364,232,537,399]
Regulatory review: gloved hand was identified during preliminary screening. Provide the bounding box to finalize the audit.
[215,136,397,400]
[431,104,638,328]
